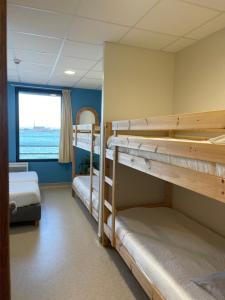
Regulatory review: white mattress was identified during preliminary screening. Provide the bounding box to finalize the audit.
[9,181,41,208]
[9,171,38,183]
[107,207,225,300]
[107,135,225,177]
[72,175,99,211]
[75,133,100,146]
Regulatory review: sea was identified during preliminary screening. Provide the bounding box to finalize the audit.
[20,128,60,160]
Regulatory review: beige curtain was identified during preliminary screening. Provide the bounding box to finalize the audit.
[59,90,73,163]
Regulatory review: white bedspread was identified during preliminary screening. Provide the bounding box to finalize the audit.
[107,207,225,300]
[72,175,99,211]
[9,181,41,208]
[107,135,225,177]
[9,171,38,183]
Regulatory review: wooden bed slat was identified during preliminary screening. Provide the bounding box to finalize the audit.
[104,200,112,212]
[112,110,225,131]
[111,136,225,164]
[93,168,99,176]
[75,124,100,132]
[118,152,225,204]
[105,176,113,187]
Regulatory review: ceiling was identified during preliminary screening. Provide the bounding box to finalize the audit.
[7,0,225,89]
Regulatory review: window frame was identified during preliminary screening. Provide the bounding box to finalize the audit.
[16,87,62,162]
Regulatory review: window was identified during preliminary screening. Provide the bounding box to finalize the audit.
[16,88,61,161]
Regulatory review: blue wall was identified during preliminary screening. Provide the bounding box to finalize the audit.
[8,82,102,183]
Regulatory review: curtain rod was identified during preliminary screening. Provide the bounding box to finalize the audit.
[10,83,71,91]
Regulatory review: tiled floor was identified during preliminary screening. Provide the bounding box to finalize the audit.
[10,187,148,300]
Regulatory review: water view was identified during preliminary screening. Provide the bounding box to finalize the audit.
[19,128,60,160]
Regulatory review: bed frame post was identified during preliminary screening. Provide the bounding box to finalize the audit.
[111,130,118,248]
[89,124,94,214]
[72,125,77,178]
[102,123,112,247]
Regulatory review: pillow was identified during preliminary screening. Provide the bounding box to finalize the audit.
[192,272,225,300]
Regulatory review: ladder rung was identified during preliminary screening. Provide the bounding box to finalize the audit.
[104,200,112,212]
[105,176,112,186]
[93,168,99,176]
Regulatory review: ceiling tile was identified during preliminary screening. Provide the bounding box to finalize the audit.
[163,37,196,52]
[8,0,80,14]
[92,61,103,71]
[10,32,62,53]
[85,71,103,80]
[186,13,225,39]
[120,28,178,50]
[48,79,74,87]
[8,69,19,82]
[8,4,71,38]
[56,56,96,71]
[49,74,80,87]
[76,78,102,89]
[68,17,129,44]
[62,40,103,60]
[19,71,49,84]
[184,0,225,11]
[14,49,57,65]
[52,68,87,78]
[7,31,14,49]
[136,0,219,36]
[18,63,52,76]
[77,0,159,26]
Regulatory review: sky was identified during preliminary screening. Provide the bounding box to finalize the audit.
[19,92,61,129]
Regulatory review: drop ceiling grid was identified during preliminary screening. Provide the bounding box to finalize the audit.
[7,0,225,88]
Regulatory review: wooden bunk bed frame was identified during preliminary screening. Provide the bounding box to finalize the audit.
[102,109,225,300]
[72,123,100,221]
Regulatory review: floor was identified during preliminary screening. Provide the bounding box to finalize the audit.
[10,187,148,300]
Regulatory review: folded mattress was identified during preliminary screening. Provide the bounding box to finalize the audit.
[107,135,225,177]
[72,175,99,211]
[107,207,225,300]
[9,181,41,208]
[9,171,38,183]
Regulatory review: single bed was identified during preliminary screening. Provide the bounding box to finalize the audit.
[107,135,225,177]
[9,171,38,183]
[9,171,41,224]
[107,207,225,300]
[72,175,99,220]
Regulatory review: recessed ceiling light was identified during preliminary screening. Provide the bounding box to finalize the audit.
[64,70,76,75]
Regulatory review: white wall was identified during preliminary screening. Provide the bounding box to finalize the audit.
[103,42,174,122]
[173,28,225,237]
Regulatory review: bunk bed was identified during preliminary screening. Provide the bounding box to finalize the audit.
[72,123,101,221]
[102,110,225,300]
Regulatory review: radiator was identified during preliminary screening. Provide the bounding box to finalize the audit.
[9,162,28,172]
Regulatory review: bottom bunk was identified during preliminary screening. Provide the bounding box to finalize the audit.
[105,207,225,300]
[72,175,99,221]
[9,171,41,224]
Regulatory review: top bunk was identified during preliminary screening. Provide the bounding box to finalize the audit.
[106,109,225,204]
[73,124,101,154]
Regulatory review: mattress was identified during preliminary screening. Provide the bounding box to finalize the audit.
[74,133,100,146]
[72,175,99,211]
[9,171,38,183]
[107,135,225,177]
[9,181,41,208]
[107,207,225,300]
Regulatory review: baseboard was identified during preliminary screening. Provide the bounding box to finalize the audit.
[40,182,71,189]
